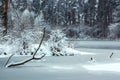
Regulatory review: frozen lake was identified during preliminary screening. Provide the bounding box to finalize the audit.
[73,40,120,55]
[1,55,120,80]
[73,40,120,49]
[0,40,120,80]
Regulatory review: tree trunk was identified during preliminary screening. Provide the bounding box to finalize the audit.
[3,0,9,36]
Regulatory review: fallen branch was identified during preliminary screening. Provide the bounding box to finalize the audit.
[6,28,46,67]
[7,53,46,67]
[4,54,15,67]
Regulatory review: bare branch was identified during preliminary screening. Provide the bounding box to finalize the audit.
[33,28,46,57]
[4,54,15,67]
[33,53,46,60]
[6,28,46,67]
[7,53,46,67]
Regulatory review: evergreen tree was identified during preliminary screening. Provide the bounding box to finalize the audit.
[96,0,109,38]
[83,0,97,27]
[96,0,117,38]
[32,0,40,15]
[112,0,120,23]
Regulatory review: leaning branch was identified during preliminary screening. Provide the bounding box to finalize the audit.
[4,54,15,67]
[6,28,46,67]
[33,28,46,57]
[7,53,46,67]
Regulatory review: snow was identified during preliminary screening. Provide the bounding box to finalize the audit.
[52,65,74,70]
[34,12,45,28]
[22,9,30,17]
[84,0,88,3]
[83,63,120,72]
[66,48,95,55]
[0,43,95,58]
[0,0,119,79]
[0,45,94,58]
[0,40,120,57]
[30,43,52,56]
[1,55,120,80]
[0,41,120,80]
[0,44,21,55]
[0,55,11,58]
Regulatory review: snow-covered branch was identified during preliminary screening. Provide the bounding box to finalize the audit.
[6,28,46,68]
[6,53,46,67]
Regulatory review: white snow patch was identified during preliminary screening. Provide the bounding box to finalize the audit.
[0,55,11,58]
[52,65,74,70]
[83,63,120,72]
[84,0,88,3]
[66,48,95,55]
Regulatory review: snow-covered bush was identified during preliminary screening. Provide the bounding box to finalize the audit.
[19,28,43,54]
[0,26,43,55]
[47,29,70,56]
[27,29,74,56]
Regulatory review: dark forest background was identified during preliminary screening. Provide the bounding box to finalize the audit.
[0,0,120,39]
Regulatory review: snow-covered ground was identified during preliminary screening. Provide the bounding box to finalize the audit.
[0,40,120,80]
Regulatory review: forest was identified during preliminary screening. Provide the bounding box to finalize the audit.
[0,0,120,39]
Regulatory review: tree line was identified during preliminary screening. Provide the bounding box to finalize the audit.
[0,0,120,39]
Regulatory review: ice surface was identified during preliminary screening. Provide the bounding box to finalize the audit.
[83,63,120,72]
[1,55,120,80]
[74,40,120,50]
[0,41,120,80]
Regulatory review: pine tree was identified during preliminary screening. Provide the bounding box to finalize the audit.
[47,30,69,56]
[88,0,97,26]
[113,0,120,23]
[96,0,109,38]
[32,0,40,15]
[96,0,117,38]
